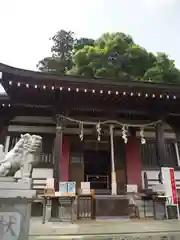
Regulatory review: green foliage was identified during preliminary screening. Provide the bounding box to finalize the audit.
[74,38,95,51]
[37,57,67,74]
[37,29,180,83]
[37,30,74,74]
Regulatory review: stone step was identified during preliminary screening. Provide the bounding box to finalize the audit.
[29,232,180,240]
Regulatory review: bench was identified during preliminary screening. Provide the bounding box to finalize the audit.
[142,170,180,190]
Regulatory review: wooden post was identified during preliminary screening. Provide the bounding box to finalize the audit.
[54,124,63,190]
[51,116,63,218]
[109,125,117,195]
[0,125,8,146]
[155,122,167,167]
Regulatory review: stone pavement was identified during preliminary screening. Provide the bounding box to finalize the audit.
[29,218,180,239]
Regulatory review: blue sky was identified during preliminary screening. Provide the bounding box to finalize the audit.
[0,0,179,70]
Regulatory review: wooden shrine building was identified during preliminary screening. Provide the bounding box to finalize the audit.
[1,62,180,196]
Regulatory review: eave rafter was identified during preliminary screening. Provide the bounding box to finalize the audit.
[1,63,180,120]
[3,79,178,101]
[1,62,180,101]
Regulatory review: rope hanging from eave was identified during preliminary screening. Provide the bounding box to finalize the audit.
[57,114,162,128]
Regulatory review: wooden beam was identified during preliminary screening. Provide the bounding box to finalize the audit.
[51,117,63,218]
[0,107,16,144]
[55,101,150,116]
[155,122,168,167]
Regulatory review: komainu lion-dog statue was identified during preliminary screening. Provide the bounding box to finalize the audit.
[0,133,42,179]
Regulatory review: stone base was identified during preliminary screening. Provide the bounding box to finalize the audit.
[0,176,15,182]
[0,177,36,240]
[0,202,31,240]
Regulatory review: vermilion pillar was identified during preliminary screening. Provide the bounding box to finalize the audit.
[125,137,142,188]
[60,136,70,181]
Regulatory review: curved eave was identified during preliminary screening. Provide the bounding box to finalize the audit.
[0,94,11,108]
[0,94,10,102]
[1,62,180,92]
[0,93,9,99]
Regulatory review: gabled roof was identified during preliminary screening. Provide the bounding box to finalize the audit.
[1,62,180,92]
[1,63,180,117]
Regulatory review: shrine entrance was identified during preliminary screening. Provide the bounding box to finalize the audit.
[83,140,111,191]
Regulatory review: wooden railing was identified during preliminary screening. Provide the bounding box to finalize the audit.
[41,153,53,165]
[77,195,94,219]
[141,140,178,168]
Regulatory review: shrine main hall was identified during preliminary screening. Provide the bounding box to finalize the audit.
[1,62,180,195]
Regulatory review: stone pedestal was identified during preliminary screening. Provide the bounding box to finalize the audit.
[0,177,36,240]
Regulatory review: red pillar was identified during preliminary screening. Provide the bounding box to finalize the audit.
[125,137,142,187]
[60,136,70,181]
